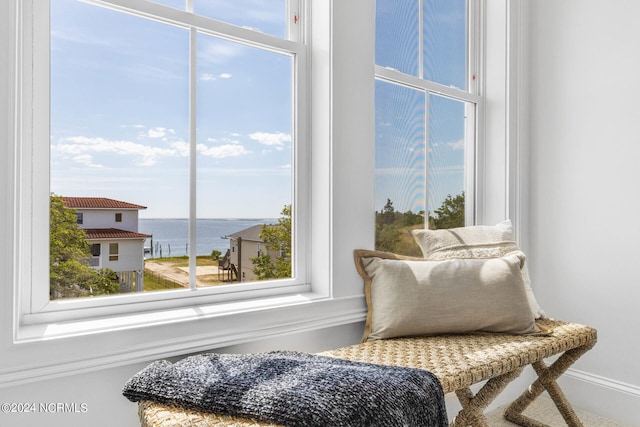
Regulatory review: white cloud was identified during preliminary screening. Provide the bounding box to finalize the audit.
[147,127,166,138]
[53,136,182,167]
[207,137,240,145]
[248,132,291,147]
[447,139,465,151]
[200,73,217,81]
[200,72,233,81]
[197,143,249,158]
[169,140,190,157]
[72,154,103,168]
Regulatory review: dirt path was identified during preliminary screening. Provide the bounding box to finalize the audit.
[145,260,225,287]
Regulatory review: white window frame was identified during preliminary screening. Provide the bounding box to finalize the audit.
[17,0,313,328]
[8,0,322,332]
[374,0,482,227]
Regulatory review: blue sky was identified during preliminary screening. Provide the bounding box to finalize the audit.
[50,0,467,219]
[375,0,468,215]
[50,0,290,219]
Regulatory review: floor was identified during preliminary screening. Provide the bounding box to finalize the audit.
[485,395,633,426]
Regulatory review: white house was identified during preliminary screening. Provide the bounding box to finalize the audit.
[62,197,151,292]
[226,224,284,282]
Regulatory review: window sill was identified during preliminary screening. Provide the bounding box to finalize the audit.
[2,292,367,387]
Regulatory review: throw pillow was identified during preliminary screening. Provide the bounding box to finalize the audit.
[354,249,538,341]
[411,220,545,319]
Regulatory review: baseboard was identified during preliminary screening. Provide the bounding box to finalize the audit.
[560,368,640,426]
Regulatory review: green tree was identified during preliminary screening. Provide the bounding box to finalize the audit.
[211,249,222,260]
[375,200,423,256]
[251,204,292,280]
[431,192,465,230]
[49,195,120,299]
[381,198,396,225]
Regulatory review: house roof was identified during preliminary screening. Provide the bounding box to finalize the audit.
[228,224,268,241]
[62,197,147,210]
[84,228,151,240]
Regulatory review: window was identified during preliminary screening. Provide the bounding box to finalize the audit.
[109,243,119,261]
[90,243,101,257]
[374,0,479,256]
[44,0,308,302]
[6,0,506,387]
[76,212,83,224]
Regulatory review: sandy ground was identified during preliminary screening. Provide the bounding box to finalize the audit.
[144,260,226,287]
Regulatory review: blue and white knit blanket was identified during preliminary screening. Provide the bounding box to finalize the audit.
[123,351,447,427]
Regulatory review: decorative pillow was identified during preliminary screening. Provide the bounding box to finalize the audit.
[354,249,537,341]
[411,220,545,319]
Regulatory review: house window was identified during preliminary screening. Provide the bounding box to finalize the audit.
[109,243,119,261]
[76,212,83,224]
[45,0,307,300]
[90,244,101,257]
[374,0,479,256]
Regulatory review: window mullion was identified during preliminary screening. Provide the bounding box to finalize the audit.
[419,0,424,80]
[424,91,430,229]
[188,27,197,291]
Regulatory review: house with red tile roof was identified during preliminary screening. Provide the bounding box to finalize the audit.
[62,197,151,292]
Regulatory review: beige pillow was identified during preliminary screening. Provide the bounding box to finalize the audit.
[411,220,545,319]
[354,249,537,341]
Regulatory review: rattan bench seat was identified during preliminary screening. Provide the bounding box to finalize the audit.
[137,318,597,427]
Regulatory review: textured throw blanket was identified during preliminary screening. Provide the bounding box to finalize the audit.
[123,351,447,426]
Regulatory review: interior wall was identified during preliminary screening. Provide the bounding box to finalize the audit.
[0,323,365,427]
[527,0,640,424]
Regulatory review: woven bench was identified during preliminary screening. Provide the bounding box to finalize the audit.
[137,318,596,427]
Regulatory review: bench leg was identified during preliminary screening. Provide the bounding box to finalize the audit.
[503,343,594,427]
[451,367,524,427]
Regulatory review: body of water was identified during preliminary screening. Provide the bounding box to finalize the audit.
[139,218,275,258]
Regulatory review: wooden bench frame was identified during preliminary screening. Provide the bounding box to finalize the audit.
[137,319,596,427]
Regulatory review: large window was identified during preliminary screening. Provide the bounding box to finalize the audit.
[47,0,307,301]
[375,0,479,256]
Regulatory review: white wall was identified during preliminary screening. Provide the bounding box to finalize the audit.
[98,240,145,272]
[78,209,139,232]
[0,324,365,427]
[527,0,640,424]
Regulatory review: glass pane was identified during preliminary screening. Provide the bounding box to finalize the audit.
[428,94,468,229]
[375,0,420,76]
[50,0,189,299]
[196,34,293,285]
[423,0,468,90]
[374,80,426,256]
[194,0,287,39]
